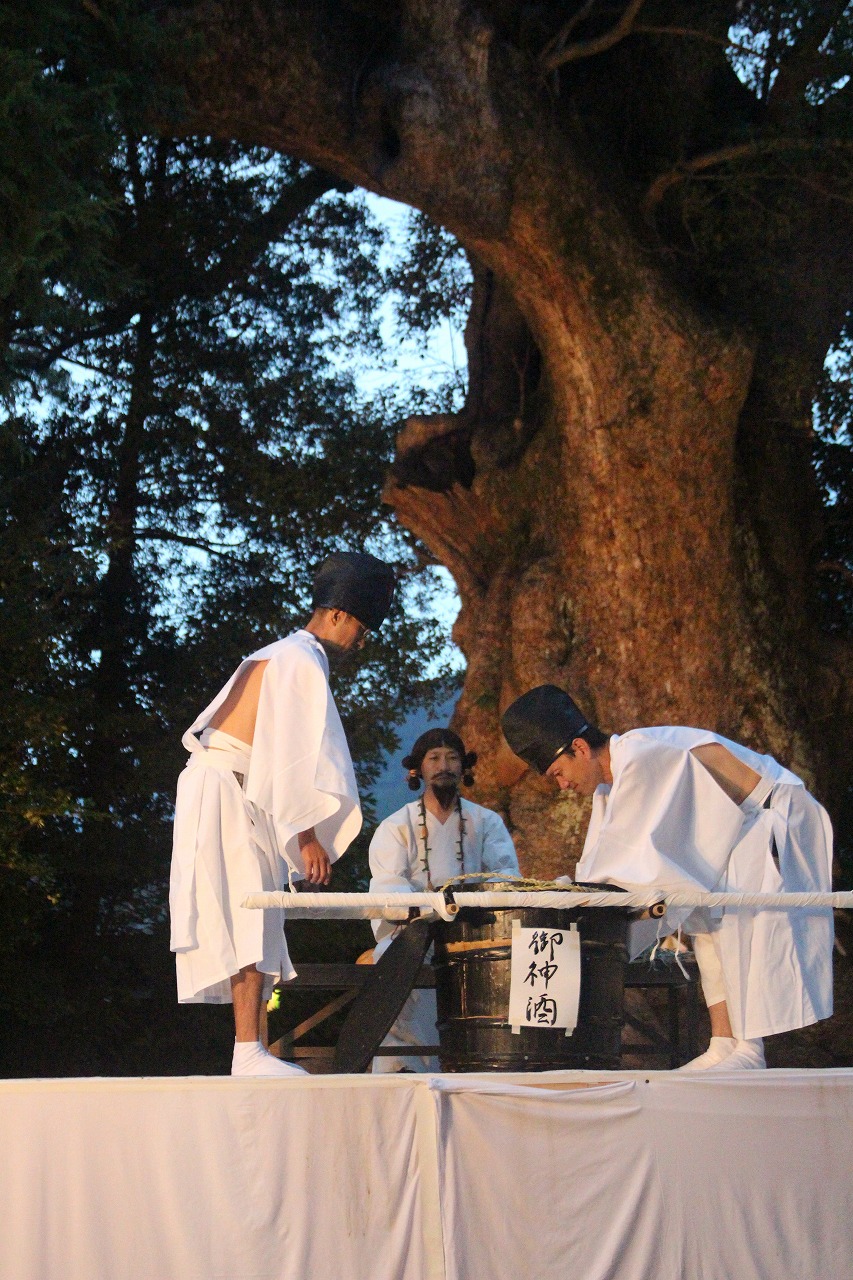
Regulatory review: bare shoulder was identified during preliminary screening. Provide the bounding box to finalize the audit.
[241,657,270,688]
[225,657,270,702]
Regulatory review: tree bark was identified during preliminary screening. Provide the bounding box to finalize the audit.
[387,247,760,874]
[170,1,853,874]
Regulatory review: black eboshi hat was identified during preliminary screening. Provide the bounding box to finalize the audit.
[501,685,591,774]
[311,551,396,631]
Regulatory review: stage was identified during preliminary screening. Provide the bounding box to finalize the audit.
[3,1069,853,1280]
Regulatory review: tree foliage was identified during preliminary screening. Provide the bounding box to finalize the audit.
[0,0,185,386]
[387,210,471,347]
[0,8,460,1073]
[815,321,853,632]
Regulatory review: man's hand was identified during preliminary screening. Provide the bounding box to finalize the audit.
[298,831,332,885]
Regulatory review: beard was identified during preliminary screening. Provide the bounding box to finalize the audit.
[317,636,354,666]
[431,778,459,809]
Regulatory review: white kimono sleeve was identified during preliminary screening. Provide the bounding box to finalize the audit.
[479,809,520,876]
[246,639,361,876]
[368,813,418,945]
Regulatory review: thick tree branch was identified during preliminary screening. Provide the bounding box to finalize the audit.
[816,560,853,585]
[643,136,853,222]
[541,0,648,73]
[175,1,514,237]
[632,25,773,60]
[539,0,599,66]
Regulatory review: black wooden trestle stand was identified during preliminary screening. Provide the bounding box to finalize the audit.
[269,955,700,1072]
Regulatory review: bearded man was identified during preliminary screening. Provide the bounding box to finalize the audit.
[169,550,395,1077]
[368,727,519,1071]
[501,685,834,1072]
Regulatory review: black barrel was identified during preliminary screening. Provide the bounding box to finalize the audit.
[433,890,629,1071]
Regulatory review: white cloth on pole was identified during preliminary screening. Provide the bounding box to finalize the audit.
[369,799,519,1071]
[574,726,834,1038]
[243,888,853,913]
[169,630,361,1003]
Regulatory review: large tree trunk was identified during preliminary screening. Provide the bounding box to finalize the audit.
[174,1,852,874]
[387,250,760,874]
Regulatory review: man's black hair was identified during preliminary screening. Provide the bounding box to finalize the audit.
[402,728,477,790]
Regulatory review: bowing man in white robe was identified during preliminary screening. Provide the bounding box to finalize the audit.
[169,550,395,1077]
[502,686,834,1072]
[369,727,519,1071]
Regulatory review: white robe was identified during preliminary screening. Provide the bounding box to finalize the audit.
[169,630,361,1003]
[574,727,834,1039]
[368,798,519,1070]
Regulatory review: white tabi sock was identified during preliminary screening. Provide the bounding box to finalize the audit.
[231,1040,308,1078]
[676,1036,737,1072]
[705,1038,766,1072]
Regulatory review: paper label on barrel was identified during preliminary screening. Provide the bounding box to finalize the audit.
[508,921,581,1036]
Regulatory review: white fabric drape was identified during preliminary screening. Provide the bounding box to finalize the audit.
[435,1071,853,1280]
[0,1076,432,1280]
[3,1071,853,1280]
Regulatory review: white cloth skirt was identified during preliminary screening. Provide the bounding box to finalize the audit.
[371,989,440,1074]
[171,733,296,1004]
[370,934,439,1073]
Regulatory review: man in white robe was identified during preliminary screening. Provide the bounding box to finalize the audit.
[502,686,834,1071]
[369,727,519,1071]
[170,550,395,1076]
